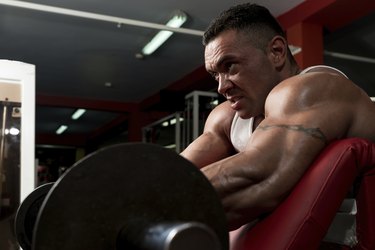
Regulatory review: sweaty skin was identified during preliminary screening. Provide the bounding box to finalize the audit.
[180,29,375,231]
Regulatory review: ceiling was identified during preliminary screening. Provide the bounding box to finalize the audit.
[1,0,375,150]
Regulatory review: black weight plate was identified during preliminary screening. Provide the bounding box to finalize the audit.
[14,182,54,250]
[33,143,229,250]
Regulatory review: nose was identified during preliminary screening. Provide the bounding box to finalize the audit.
[217,73,233,96]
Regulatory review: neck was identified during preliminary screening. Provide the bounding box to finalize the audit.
[291,64,301,75]
[280,60,300,80]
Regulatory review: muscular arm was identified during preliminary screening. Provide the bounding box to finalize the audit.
[202,72,359,230]
[180,102,236,168]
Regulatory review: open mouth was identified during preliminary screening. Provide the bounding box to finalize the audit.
[228,96,242,110]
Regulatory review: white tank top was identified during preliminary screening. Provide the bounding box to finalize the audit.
[230,65,347,152]
[230,114,254,152]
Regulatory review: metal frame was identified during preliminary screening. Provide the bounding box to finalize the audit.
[142,112,183,153]
[184,91,218,141]
[0,60,35,201]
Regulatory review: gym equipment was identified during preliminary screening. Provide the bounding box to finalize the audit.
[15,143,229,250]
[14,182,54,250]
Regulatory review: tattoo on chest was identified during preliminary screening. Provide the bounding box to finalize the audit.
[257,124,328,145]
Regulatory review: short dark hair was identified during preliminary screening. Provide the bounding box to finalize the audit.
[203,3,286,51]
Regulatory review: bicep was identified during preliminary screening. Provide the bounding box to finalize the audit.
[248,118,327,192]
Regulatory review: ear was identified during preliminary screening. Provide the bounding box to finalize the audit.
[268,36,288,68]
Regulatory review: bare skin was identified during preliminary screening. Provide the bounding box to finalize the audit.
[180,29,375,231]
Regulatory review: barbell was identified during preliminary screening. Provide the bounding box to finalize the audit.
[15,143,229,250]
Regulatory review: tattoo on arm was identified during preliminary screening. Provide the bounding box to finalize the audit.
[257,124,328,145]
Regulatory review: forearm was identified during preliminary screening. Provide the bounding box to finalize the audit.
[201,149,280,230]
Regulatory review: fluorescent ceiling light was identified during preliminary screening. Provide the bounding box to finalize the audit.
[141,11,187,56]
[71,108,86,120]
[4,127,20,135]
[56,125,68,135]
[170,118,177,125]
[162,117,184,127]
[9,127,20,135]
[210,99,219,106]
[289,45,302,55]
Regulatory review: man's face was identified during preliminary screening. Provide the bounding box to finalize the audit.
[204,29,280,119]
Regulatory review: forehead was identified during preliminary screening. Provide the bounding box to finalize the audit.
[205,30,241,55]
[204,30,254,68]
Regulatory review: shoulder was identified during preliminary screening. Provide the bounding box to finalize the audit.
[263,69,370,141]
[204,101,236,138]
[262,68,375,142]
[266,69,360,115]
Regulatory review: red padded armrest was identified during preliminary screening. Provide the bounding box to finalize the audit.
[232,138,375,250]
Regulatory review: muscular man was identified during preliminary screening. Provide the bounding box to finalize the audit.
[180,3,375,231]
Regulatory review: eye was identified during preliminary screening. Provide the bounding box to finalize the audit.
[209,72,219,81]
[226,62,234,72]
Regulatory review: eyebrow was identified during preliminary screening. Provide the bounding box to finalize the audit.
[208,54,235,73]
[217,54,234,68]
